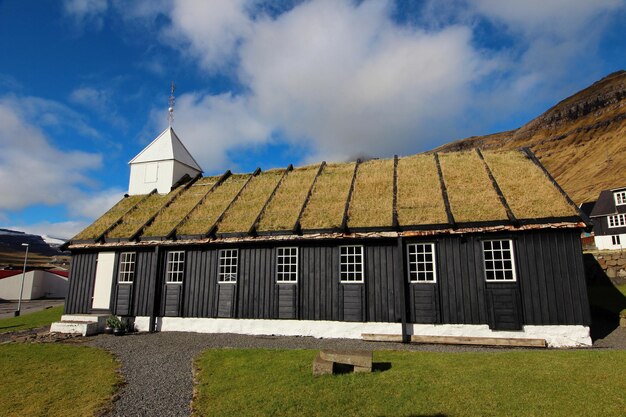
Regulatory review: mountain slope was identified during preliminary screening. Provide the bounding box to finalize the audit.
[435,70,626,204]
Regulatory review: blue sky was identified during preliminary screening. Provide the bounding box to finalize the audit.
[1,0,625,239]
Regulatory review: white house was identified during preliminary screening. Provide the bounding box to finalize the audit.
[590,186,626,250]
[128,127,203,195]
[0,269,69,300]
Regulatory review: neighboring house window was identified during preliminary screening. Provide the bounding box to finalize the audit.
[614,191,626,206]
[340,245,364,283]
[166,251,185,283]
[483,240,516,282]
[612,235,621,246]
[407,243,436,283]
[218,249,238,283]
[608,214,626,228]
[276,247,298,283]
[118,252,136,283]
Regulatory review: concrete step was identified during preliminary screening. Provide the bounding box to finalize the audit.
[60,314,107,327]
[50,321,100,336]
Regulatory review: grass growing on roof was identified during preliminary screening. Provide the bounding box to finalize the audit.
[107,192,172,238]
[299,162,356,230]
[176,174,251,236]
[483,151,577,219]
[0,305,63,333]
[396,154,448,226]
[439,151,508,223]
[141,176,220,237]
[193,348,626,417]
[257,165,319,231]
[0,343,120,417]
[217,170,285,233]
[72,194,143,240]
[347,158,394,228]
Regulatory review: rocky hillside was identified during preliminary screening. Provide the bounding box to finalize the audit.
[435,70,626,204]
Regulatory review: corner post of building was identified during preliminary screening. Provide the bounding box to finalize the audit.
[148,245,161,333]
[396,236,409,343]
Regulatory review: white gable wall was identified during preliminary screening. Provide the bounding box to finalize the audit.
[595,234,626,250]
[129,160,201,195]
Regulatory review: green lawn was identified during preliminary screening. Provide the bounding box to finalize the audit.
[194,349,626,417]
[0,343,120,417]
[0,305,63,333]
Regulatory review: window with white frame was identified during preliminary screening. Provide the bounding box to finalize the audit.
[608,214,626,228]
[482,240,516,282]
[166,251,185,283]
[340,245,364,283]
[276,247,298,283]
[612,235,621,246]
[614,191,626,206]
[218,249,238,283]
[118,252,136,283]
[407,243,436,283]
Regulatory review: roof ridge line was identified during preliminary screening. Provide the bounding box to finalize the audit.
[476,148,518,225]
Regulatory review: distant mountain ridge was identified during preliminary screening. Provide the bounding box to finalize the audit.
[435,70,626,204]
[0,229,70,268]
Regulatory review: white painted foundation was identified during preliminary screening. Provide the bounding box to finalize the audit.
[133,317,591,348]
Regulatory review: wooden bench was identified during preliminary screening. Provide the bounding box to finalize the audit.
[312,349,373,376]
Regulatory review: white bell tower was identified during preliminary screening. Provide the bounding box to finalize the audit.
[127,84,202,195]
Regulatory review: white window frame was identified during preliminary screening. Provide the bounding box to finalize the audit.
[614,191,626,206]
[608,214,626,228]
[166,251,185,284]
[276,247,298,283]
[407,243,437,283]
[612,235,621,246]
[340,245,364,283]
[218,249,238,283]
[117,252,136,283]
[482,239,517,282]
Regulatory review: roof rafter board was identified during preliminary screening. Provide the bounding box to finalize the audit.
[396,154,449,226]
[217,169,286,234]
[483,150,577,220]
[347,158,395,228]
[175,174,252,236]
[249,166,293,235]
[299,162,357,230]
[106,183,190,240]
[438,151,508,223]
[292,162,326,233]
[392,155,399,229]
[71,194,147,241]
[256,165,320,232]
[140,175,223,238]
[341,160,361,231]
[475,148,517,224]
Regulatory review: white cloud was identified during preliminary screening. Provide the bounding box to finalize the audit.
[9,221,88,241]
[69,87,128,129]
[68,187,126,220]
[0,96,103,210]
[63,0,109,29]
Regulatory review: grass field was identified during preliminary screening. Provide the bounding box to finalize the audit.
[0,343,120,417]
[194,349,626,417]
[0,305,63,334]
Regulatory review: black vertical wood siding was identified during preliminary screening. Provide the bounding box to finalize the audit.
[65,252,98,314]
[66,228,590,328]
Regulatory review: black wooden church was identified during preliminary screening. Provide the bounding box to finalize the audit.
[62,127,592,347]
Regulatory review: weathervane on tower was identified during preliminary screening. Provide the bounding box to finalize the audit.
[168,81,176,127]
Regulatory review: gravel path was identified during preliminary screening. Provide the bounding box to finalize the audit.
[88,332,508,417]
[88,327,626,417]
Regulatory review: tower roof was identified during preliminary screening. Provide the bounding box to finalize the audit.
[129,127,203,172]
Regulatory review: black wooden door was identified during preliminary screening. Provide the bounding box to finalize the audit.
[216,283,236,318]
[408,284,440,324]
[276,284,297,319]
[114,283,133,316]
[485,284,523,330]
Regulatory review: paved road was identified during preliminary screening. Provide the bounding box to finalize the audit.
[0,299,64,318]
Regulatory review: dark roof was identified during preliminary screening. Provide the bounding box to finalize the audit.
[69,149,584,247]
[579,201,596,217]
[589,187,626,217]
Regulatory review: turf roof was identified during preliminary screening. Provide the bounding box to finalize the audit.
[70,149,583,243]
